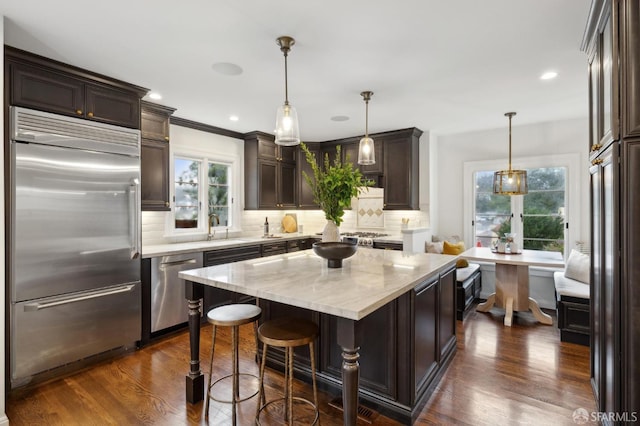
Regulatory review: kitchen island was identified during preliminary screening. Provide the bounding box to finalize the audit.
[180,249,458,424]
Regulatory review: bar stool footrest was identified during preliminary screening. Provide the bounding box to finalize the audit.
[208,373,260,404]
[256,396,319,425]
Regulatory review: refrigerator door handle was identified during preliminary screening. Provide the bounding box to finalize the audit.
[130,178,141,259]
[23,284,137,312]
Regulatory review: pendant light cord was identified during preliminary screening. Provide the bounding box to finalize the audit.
[283,51,289,105]
[505,112,516,172]
[508,114,512,172]
[365,98,369,137]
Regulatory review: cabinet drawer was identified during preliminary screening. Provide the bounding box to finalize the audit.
[204,245,261,266]
[262,242,287,256]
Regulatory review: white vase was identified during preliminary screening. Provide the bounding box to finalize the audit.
[322,220,340,242]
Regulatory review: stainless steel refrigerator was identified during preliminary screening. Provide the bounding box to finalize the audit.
[9,107,142,388]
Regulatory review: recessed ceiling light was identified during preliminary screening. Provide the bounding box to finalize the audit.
[330,115,350,122]
[148,92,162,100]
[211,62,243,76]
[229,115,239,122]
[540,71,558,80]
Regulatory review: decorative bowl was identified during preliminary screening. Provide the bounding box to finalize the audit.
[312,242,358,268]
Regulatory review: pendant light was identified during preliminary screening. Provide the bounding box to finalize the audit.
[493,112,528,195]
[358,91,375,165]
[274,36,300,146]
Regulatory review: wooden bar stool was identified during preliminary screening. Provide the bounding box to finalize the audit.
[255,317,320,425]
[205,303,262,425]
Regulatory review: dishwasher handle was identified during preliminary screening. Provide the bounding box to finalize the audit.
[23,284,137,312]
[159,258,198,270]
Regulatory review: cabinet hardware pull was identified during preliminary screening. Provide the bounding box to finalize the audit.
[165,201,170,207]
[591,144,602,151]
[165,136,169,141]
[76,109,83,115]
[87,112,94,118]
[592,158,603,165]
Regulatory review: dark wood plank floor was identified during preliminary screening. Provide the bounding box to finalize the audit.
[6,308,595,425]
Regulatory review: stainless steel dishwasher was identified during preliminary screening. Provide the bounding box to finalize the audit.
[151,252,203,332]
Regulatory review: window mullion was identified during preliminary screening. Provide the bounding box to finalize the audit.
[511,196,524,247]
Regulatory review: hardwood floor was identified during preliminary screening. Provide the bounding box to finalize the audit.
[6,307,595,425]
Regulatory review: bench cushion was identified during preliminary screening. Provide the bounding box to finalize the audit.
[457,263,480,282]
[554,271,590,300]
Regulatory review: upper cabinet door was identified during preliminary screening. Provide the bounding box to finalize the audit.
[600,12,618,144]
[622,0,640,137]
[85,85,140,129]
[589,49,601,152]
[10,62,85,118]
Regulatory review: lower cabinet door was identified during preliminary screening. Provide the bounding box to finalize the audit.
[414,277,438,390]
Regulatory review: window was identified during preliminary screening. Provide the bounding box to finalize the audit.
[172,155,232,233]
[464,154,580,256]
[473,168,565,251]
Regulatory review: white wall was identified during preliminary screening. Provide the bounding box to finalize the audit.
[1,16,9,426]
[433,116,590,243]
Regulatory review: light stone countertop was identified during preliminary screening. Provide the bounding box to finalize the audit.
[142,234,313,258]
[461,247,564,268]
[179,249,457,320]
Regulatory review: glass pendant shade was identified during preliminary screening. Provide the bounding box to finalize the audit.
[358,136,375,164]
[493,169,528,195]
[358,91,376,165]
[493,112,528,195]
[275,36,300,146]
[275,103,300,146]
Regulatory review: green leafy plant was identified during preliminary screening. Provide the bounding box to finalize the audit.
[300,142,369,226]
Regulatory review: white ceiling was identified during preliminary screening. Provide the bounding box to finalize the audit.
[2,0,591,140]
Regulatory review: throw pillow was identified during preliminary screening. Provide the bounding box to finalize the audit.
[442,241,468,268]
[564,249,590,284]
[426,241,444,254]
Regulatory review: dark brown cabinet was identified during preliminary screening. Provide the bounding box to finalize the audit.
[382,128,422,210]
[245,132,297,209]
[6,47,146,129]
[413,277,438,391]
[141,101,176,211]
[321,128,422,210]
[584,1,640,422]
[437,267,456,360]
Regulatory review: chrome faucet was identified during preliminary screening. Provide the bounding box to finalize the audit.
[207,213,220,241]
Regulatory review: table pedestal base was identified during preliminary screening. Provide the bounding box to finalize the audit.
[476,264,552,326]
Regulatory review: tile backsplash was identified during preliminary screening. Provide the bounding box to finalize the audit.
[142,208,429,246]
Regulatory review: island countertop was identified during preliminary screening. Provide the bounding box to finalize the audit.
[179,249,457,321]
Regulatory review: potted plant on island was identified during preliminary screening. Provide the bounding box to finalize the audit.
[300,142,370,241]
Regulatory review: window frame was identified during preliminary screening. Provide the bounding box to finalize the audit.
[463,154,581,258]
[167,146,240,237]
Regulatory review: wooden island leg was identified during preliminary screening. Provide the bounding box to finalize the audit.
[336,318,363,426]
[185,281,204,403]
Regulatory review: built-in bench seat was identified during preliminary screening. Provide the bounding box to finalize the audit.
[554,271,590,346]
[456,263,482,320]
